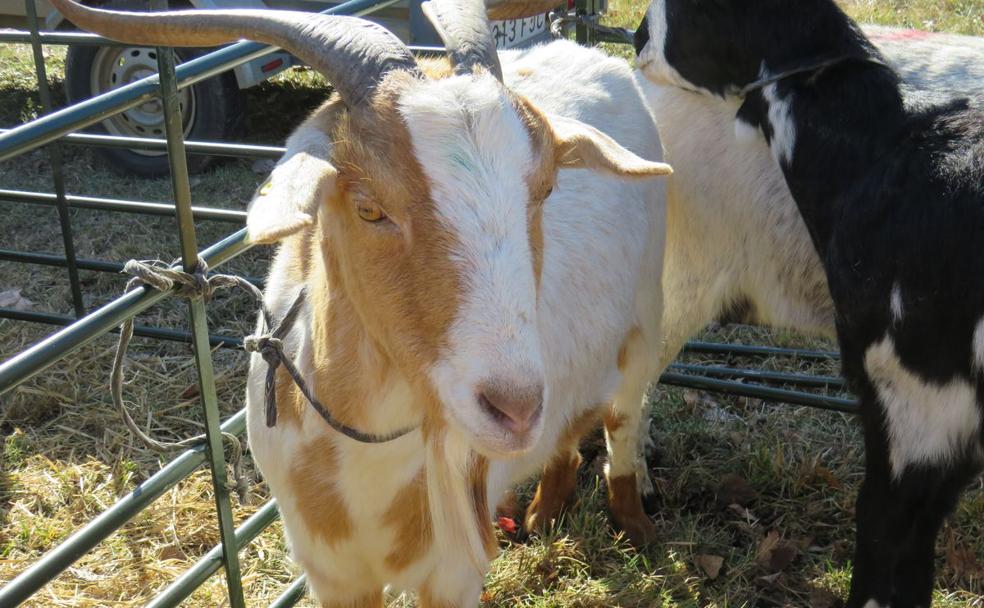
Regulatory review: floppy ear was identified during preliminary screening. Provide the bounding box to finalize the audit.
[246,124,338,244]
[548,113,672,177]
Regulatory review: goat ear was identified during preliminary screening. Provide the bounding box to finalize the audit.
[548,113,672,178]
[246,146,338,245]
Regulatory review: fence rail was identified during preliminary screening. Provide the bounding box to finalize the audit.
[0,1,403,605]
[0,0,855,605]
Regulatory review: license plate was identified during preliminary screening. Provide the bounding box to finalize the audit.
[491,14,549,49]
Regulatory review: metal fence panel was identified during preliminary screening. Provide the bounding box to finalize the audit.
[0,1,854,604]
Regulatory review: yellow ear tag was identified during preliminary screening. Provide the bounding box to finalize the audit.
[258,181,273,197]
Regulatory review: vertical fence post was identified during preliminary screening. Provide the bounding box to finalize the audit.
[25,0,85,317]
[154,28,247,608]
[573,0,588,44]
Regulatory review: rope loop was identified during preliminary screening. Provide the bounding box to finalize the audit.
[109,254,417,506]
[111,256,262,503]
[122,257,222,301]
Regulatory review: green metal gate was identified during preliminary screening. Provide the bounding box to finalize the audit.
[0,1,855,605]
[0,0,403,605]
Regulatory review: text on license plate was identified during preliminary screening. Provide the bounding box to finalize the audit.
[491,14,548,49]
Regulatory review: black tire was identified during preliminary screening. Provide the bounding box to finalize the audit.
[63,0,244,177]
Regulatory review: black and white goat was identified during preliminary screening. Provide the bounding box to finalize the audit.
[636,2,983,607]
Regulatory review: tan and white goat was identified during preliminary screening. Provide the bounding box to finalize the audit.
[52,0,672,604]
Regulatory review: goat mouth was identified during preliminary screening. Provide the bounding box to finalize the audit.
[479,396,543,436]
[442,400,543,457]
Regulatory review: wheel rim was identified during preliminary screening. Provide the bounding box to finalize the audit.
[90,46,196,156]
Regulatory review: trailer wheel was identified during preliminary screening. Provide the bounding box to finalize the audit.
[63,0,243,177]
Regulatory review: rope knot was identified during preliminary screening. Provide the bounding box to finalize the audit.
[122,257,216,300]
[244,335,284,369]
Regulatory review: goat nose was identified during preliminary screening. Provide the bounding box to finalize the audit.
[478,382,544,436]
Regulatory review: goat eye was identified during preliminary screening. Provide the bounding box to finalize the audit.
[357,202,386,223]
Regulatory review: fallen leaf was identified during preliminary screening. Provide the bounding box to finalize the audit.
[769,542,799,570]
[756,572,782,586]
[794,536,816,551]
[0,288,33,311]
[157,545,187,561]
[179,383,201,400]
[67,566,101,582]
[695,554,724,579]
[718,474,757,506]
[808,587,839,608]
[811,464,843,489]
[946,528,984,579]
[756,529,781,564]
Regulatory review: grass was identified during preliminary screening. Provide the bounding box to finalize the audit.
[1,1,983,606]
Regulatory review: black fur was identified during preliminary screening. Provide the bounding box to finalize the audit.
[633,16,650,56]
[638,1,984,606]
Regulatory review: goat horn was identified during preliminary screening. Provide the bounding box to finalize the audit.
[484,0,559,21]
[49,0,421,108]
[422,0,502,81]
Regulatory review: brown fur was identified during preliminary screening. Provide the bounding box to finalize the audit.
[603,410,626,434]
[382,470,432,571]
[418,584,457,608]
[524,407,603,532]
[495,488,521,521]
[267,230,316,429]
[512,94,558,290]
[275,74,468,435]
[605,473,657,546]
[275,70,563,438]
[469,456,497,558]
[287,435,353,546]
[271,363,305,428]
[265,66,572,598]
[318,591,383,608]
[525,450,582,533]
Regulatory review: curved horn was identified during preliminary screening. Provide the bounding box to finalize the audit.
[49,0,421,107]
[484,0,560,21]
[422,0,502,81]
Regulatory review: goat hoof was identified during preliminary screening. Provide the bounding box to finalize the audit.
[612,510,658,546]
[641,489,660,516]
[524,452,582,536]
[524,488,571,536]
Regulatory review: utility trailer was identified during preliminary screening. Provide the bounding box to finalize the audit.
[0,0,602,175]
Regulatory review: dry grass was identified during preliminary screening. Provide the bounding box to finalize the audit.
[2,1,984,606]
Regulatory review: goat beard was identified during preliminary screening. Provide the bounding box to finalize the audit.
[425,428,496,576]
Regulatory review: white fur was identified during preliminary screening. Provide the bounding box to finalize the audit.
[864,335,982,478]
[493,40,666,496]
[247,122,336,243]
[890,282,904,323]
[734,116,761,146]
[865,25,984,96]
[762,83,797,165]
[632,23,981,378]
[974,317,984,373]
[401,73,547,454]
[247,40,668,606]
[632,22,982,501]
[863,601,888,608]
[637,0,712,95]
